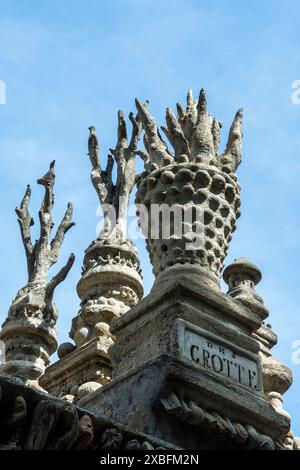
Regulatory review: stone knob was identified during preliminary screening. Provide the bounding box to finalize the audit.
[223,258,268,320]
[223,257,262,292]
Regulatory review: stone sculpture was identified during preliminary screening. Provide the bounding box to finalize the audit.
[135,89,242,289]
[0,162,75,388]
[41,110,143,400]
[78,89,295,451]
[0,87,298,451]
[72,112,144,348]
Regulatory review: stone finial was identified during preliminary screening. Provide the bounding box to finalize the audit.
[45,111,144,400]
[0,162,75,388]
[135,89,243,288]
[69,113,143,348]
[135,89,242,172]
[223,258,268,320]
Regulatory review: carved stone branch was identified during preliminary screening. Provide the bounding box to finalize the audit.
[0,162,75,386]
[15,161,75,289]
[46,253,75,301]
[136,88,243,173]
[88,108,142,240]
[15,185,35,281]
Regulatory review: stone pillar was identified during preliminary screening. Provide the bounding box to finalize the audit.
[224,257,294,447]
[71,238,143,350]
[41,111,143,401]
[0,163,75,390]
[252,325,292,419]
[78,90,290,449]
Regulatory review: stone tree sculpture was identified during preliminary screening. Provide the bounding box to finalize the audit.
[135,89,243,290]
[0,162,75,389]
[71,111,144,349]
[41,110,144,401]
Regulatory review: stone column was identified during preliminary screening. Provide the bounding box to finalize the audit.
[78,90,290,450]
[135,90,242,291]
[41,111,143,401]
[224,257,294,447]
[0,162,75,390]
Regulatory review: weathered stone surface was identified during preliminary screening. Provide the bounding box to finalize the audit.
[78,276,291,448]
[223,258,269,320]
[254,323,293,423]
[108,276,263,379]
[77,381,101,400]
[40,336,111,399]
[0,375,176,451]
[78,356,289,449]
[135,89,242,287]
[183,328,259,390]
[0,162,75,387]
[42,112,144,400]
[73,414,94,449]
[72,238,143,348]
[224,259,294,445]
[1,87,297,451]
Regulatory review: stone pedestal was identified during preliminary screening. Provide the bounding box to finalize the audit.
[40,336,111,399]
[41,238,143,401]
[78,276,289,449]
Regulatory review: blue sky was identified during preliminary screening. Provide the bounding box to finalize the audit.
[0,0,300,434]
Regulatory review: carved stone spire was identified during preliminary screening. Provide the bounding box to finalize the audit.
[0,162,75,389]
[71,112,143,349]
[41,110,144,401]
[135,89,242,289]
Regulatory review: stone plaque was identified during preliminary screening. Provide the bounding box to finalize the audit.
[183,328,259,390]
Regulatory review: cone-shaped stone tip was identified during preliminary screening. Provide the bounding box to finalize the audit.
[198,88,207,109]
[236,108,243,119]
[50,160,55,169]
